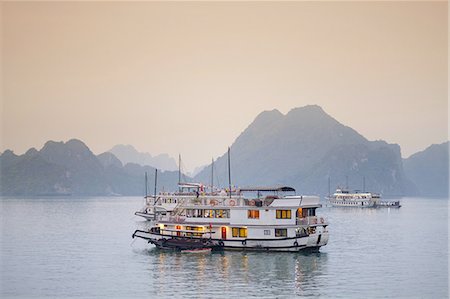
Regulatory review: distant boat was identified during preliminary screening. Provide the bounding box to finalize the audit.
[327,188,380,208]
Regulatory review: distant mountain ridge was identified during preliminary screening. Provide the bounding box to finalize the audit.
[195,105,417,196]
[1,106,447,197]
[108,144,178,171]
[0,139,180,196]
[403,142,449,197]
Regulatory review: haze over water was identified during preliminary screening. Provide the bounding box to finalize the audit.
[1,196,447,298]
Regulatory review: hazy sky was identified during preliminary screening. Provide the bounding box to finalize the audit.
[1,1,448,171]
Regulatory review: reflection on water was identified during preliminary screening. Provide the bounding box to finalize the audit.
[136,248,329,298]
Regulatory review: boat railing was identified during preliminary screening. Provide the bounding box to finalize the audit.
[296,216,326,226]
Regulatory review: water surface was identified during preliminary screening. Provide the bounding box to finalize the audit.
[1,197,448,298]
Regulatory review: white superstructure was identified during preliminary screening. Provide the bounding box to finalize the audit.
[133,185,329,252]
[328,188,380,207]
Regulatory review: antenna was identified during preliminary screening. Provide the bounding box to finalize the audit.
[228,147,231,198]
[346,175,349,190]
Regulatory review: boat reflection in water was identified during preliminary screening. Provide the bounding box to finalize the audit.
[140,249,328,297]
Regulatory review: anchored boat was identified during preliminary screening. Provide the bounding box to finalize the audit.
[327,188,401,208]
[132,185,329,252]
[327,188,380,207]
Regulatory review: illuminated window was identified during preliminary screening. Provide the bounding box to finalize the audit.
[232,227,247,238]
[275,228,287,237]
[186,226,203,237]
[276,210,292,219]
[247,210,260,219]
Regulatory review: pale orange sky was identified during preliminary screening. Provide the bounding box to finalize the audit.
[1,1,448,171]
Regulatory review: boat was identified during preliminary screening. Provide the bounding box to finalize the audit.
[327,188,380,208]
[133,149,328,252]
[132,185,329,252]
[375,200,401,208]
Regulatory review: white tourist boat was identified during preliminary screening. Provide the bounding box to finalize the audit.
[327,188,380,207]
[132,184,329,252]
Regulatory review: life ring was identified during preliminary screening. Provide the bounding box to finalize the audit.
[294,241,298,247]
[218,240,225,247]
[229,200,236,206]
[242,240,247,246]
[249,200,255,206]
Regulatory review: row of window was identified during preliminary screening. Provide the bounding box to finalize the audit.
[232,227,248,238]
[185,209,230,218]
[246,209,293,219]
[231,227,289,238]
[183,208,314,220]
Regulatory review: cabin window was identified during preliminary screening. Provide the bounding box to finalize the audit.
[186,226,203,237]
[275,228,287,237]
[264,230,271,235]
[276,210,292,219]
[308,209,316,216]
[247,210,260,219]
[232,227,247,238]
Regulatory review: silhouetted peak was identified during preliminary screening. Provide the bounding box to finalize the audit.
[247,109,283,129]
[406,141,449,160]
[24,148,39,157]
[285,105,331,120]
[66,139,91,152]
[1,149,17,158]
[97,152,123,168]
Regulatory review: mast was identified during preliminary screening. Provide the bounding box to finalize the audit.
[145,171,148,197]
[328,176,331,197]
[154,168,158,198]
[178,154,181,192]
[345,175,349,190]
[363,176,366,192]
[211,157,214,192]
[228,147,231,198]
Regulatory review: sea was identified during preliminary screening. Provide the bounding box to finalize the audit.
[0,196,448,298]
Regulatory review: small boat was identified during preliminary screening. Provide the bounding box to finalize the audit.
[181,248,212,254]
[376,200,401,208]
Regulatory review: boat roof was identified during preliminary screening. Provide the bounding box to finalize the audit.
[238,186,296,192]
[178,182,203,188]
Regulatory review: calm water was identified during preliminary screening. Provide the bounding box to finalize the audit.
[1,197,448,298]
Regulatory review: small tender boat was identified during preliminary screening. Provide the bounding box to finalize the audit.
[376,200,401,208]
